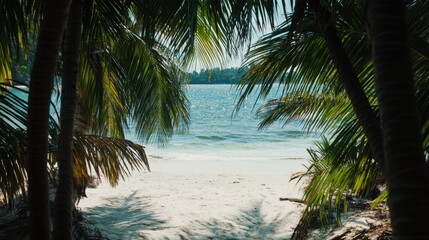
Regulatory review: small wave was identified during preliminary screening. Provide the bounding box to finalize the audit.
[196,135,226,141]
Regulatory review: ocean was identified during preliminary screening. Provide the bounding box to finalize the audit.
[128,84,319,162]
[7,84,319,161]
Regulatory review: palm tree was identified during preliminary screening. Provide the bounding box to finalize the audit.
[52,0,238,238]
[238,0,384,171]
[367,0,429,237]
[0,2,192,236]
[236,0,429,237]
[258,91,382,225]
[54,1,279,238]
[26,1,72,239]
[237,2,383,213]
[306,0,384,172]
[53,0,83,238]
[1,1,155,238]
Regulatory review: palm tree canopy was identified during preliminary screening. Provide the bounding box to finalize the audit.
[235,0,429,235]
[0,0,285,203]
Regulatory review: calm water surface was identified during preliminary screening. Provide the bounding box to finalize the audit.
[128,85,319,161]
[9,84,320,161]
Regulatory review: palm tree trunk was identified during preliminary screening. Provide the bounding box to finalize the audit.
[53,0,83,239]
[309,0,385,174]
[367,0,429,237]
[73,96,89,135]
[27,0,72,239]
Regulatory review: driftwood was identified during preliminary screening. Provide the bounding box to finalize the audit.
[326,229,351,240]
[279,197,305,204]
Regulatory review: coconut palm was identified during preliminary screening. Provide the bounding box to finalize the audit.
[237,0,429,238]
[1,0,187,238]
[26,0,73,238]
[241,2,383,228]
[307,0,384,172]
[53,0,83,238]
[238,0,384,169]
[52,0,188,236]
[367,0,429,237]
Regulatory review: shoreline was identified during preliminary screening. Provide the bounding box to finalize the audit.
[78,158,309,239]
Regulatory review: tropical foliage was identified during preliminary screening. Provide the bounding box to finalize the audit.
[3,0,428,238]
[237,0,429,238]
[0,82,149,198]
[1,0,280,238]
[0,83,29,202]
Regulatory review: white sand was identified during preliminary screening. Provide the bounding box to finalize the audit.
[78,158,309,239]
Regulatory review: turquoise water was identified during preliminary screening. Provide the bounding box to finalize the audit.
[7,84,319,161]
[128,85,319,161]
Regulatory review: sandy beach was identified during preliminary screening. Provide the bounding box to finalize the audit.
[78,158,309,239]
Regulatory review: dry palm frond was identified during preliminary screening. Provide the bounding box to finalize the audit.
[71,134,149,195]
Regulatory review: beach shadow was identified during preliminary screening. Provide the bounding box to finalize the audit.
[82,191,167,240]
[178,201,291,240]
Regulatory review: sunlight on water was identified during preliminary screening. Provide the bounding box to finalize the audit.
[8,84,320,161]
[127,85,320,161]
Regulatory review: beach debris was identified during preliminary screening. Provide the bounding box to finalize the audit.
[279,197,305,204]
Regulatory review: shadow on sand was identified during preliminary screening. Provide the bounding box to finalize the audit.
[82,191,166,240]
[178,201,291,240]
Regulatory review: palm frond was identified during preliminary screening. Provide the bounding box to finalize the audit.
[116,35,190,144]
[256,91,351,133]
[173,2,228,69]
[76,1,193,143]
[77,46,129,138]
[71,134,149,188]
[235,2,394,236]
[237,1,374,109]
[0,83,28,202]
[295,135,380,226]
[0,83,61,202]
[225,0,281,54]
[129,0,229,69]
[0,0,28,84]
[0,82,150,202]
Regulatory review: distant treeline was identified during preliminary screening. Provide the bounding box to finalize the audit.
[12,64,249,85]
[187,67,248,84]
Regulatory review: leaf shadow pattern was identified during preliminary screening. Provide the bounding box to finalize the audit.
[178,201,291,240]
[82,191,167,240]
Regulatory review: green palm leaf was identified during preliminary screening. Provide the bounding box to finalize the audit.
[116,35,190,143]
[0,83,60,202]
[0,0,27,84]
[76,0,196,142]
[0,82,150,203]
[256,91,351,133]
[71,134,149,189]
[0,83,28,202]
